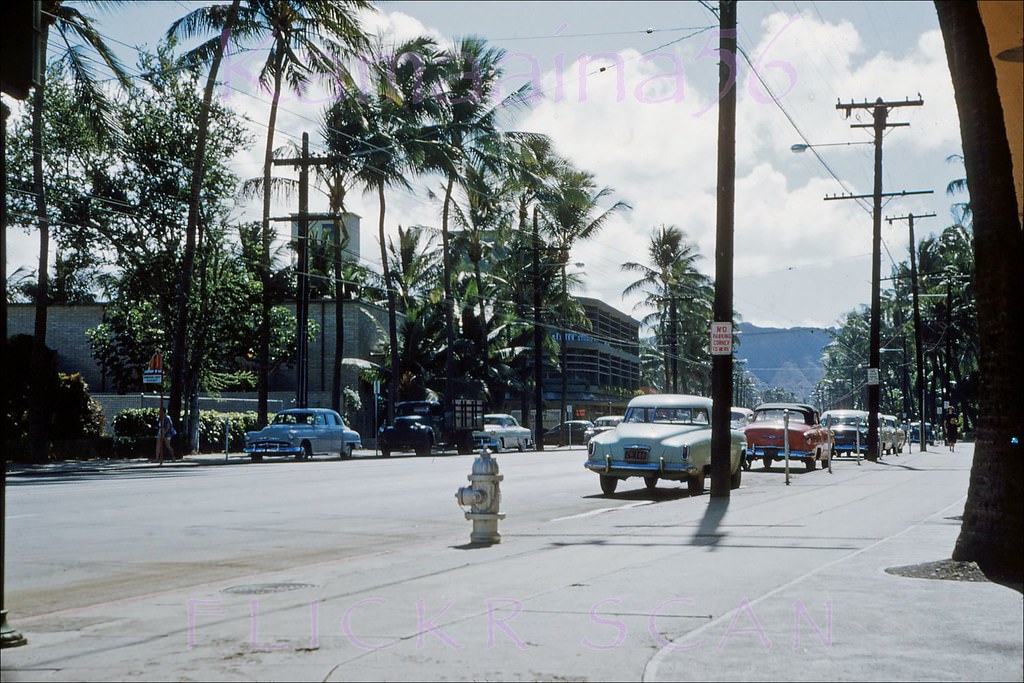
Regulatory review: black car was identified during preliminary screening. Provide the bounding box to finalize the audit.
[542,420,595,447]
[377,414,434,456]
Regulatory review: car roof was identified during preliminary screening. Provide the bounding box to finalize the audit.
[822,409,868,416]
[484,413,514,419]
[626,394,713,410]
[754,402,817,413]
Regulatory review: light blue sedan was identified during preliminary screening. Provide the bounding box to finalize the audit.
[245,408,361,461]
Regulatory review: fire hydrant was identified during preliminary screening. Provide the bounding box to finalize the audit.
[455,448,505,544]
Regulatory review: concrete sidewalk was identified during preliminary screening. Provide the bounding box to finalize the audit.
[2,443,1021,681]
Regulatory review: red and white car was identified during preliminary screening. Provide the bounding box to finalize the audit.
[743,403,832,471]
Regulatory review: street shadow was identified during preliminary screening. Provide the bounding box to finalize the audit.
[691,496,730,549]
[5,468,207,486]
[584,486,691,502]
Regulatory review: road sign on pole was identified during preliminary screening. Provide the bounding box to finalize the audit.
[143,351,163,384]
[710,322,733,356]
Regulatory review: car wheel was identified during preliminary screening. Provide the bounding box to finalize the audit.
[300,442,312,460]
[763,456,772,470]
[741,454,751,471]
[644,476,659,491]
[805,456,816,471]
[415,444,430,457]
[381,446,391,457]
[518,439,526,452]
[342,443,354,460]
[687,472,705,496]
[730,464,742,489]
[600,475,618,495]
[251,454,263,462]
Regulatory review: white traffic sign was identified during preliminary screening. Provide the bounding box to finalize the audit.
[709,322,733,356]
[143,369,163,385]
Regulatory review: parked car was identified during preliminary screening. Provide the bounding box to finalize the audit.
[822,409,869,456]
[482,413,534,451]
[744,403,831,471]
[908,421,937,446]
[584,415,624,443]
[730,407,754,430]
[244,408,361,461]
[377,400,490,456]
[584,394,745,495]
[543,420,594,447]
[881,414,906,454]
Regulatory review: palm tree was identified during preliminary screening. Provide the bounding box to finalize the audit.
[431,37,531,422]
[345,36,443,422]
[622,225,710,394]
[539,166,631,425]
[27,0,131,462]
[935,1,1024,586]
[169,1,370,429]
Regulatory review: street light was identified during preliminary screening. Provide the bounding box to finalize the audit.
[790,141,873,153]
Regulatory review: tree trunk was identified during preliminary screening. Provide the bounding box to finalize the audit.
[257,53,284,428]
[28,26,51,463]
[378,185,399,422]
[169,0,240,438]
[936,0,1024,585]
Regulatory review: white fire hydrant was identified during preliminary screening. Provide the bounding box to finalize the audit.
[455,448,505,544]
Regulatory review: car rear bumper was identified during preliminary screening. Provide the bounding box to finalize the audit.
[747,446,814,460]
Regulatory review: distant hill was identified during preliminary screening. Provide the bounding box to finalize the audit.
[734,322,834,402]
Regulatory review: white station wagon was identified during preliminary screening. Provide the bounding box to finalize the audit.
[585,394,746,495]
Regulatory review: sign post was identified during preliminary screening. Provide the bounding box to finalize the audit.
[144,352,164,464]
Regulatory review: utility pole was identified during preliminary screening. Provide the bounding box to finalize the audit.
[828,96,926,461]
[886,212,935,452]
[710,0,736,498]
[271,132,345,410]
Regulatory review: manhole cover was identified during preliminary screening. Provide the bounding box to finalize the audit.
[222,582,315,595]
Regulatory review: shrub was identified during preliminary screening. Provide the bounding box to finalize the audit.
[113,408,262,454]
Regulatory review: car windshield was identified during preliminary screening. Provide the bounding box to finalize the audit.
[484,416,505,426]
[595,417,621,427]
[828,415,864,426]
[754,409,812,425]
[273,412,313,425]
[624,406,709,425]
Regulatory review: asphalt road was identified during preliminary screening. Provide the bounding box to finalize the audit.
[4,443,1021,682]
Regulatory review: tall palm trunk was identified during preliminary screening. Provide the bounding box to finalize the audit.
[28,27,51,462]
[936,1,1024,584]
[441,174,456,415]
[257,55,284,428]
[168,0,240,443]
[378,185,399,421]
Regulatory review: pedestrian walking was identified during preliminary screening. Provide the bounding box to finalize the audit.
[157,407,176,462]
[944,412,959,452]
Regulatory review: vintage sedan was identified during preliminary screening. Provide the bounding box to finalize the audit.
[584,415,624,443]
[822,409,869,456]
[730,407,754,430]
[543,420,595,447]
[744,403,831,471]
[881,414,905,454]
[244,408,361,461]
[482,413,534,451]
[585,394,745,495]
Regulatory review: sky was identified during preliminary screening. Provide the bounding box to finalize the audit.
[6,0,964,331]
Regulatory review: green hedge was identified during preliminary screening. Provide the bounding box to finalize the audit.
[113,408,263,454]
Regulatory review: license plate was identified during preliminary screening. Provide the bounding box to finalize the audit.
[624,447,649,463]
